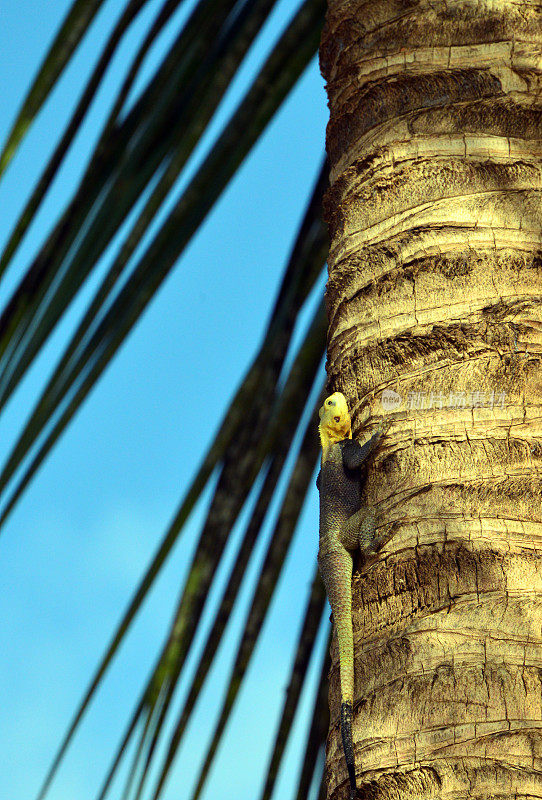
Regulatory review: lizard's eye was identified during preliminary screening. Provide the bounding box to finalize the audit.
[334,415,340,422]
[326,399,334,406]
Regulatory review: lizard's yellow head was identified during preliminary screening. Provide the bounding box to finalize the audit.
[318,391,352,448]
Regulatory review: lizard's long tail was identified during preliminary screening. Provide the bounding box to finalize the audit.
[340,701,356,800]
[336,609,356,800]
[318,548,357,799]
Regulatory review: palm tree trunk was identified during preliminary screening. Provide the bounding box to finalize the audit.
[320,1,542,798]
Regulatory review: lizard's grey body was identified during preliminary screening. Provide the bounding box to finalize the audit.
[317,392,388,800]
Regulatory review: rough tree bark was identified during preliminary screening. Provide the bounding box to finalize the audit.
[320,1,542,798]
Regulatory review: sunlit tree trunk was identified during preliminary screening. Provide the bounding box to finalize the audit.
[320,1,542,798]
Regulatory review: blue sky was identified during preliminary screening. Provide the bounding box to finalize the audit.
[0,2,329,799]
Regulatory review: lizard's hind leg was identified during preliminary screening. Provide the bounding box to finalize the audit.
[318,546,357,798]
[342,506,396,559]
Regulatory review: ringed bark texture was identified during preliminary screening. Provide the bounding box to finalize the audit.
[321,1,542,799]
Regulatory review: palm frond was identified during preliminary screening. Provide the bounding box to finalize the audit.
[150,472,323,800]
[110,302,325,800]
[294,641,330,800]
[0,0,106,177]
[0,10,326,529]
[32,162,328,799]
[258,568,326,800]
[0,0,284,408]
[187,389,323,800]
[0,1,331,799]
[0,0,151,278]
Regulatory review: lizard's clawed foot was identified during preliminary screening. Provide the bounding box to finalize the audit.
[374,417,392,438]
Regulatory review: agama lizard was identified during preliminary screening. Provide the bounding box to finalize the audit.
[317,391,389,800]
